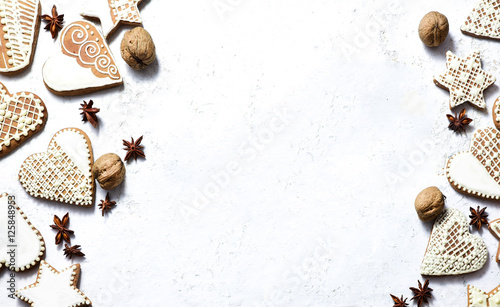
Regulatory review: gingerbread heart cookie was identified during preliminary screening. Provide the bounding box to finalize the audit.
[420,208,487,275]
[19,128,95,206]
[446,127,500,200]
[0,82,48,158]
[0,0,41,74]
[42,21,122,96]
[81,0,143,38]
[0,193,45,271]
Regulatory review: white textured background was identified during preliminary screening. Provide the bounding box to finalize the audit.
[2,0,500,306]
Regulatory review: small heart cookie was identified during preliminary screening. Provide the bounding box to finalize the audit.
[19,128,95,206]
[0,193,45,271]
[0,82,48,158]
[446,127,500,200]
[0,0,41,74]
[420,208,487,275]
[42,21,122,95]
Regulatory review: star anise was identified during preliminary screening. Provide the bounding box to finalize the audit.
[99,193,116,216]
[63,244,85,259]
[446,108,472,134]
[410,279,433,307]
[390,294,408,307]
[123,136,145,161]
[50,212,74,245]
[80,100,100,128]
[42,5,64,39]
[470,206,489,230]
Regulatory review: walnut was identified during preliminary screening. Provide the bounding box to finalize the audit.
[418,12,449,47]
[120,27,156,70]
[92,153,126,190]
[414,187,445,221]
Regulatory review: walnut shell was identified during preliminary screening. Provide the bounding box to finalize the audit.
[120,27,156,70]
[92,153,126,190]
[418,11,449,47]
[414,186,445,221]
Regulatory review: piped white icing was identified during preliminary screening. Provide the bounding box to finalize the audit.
[462,0,500,40]
[420,208,488,276]
[468,285,500,307]
[15,260,91,307]
[0,193,44,271]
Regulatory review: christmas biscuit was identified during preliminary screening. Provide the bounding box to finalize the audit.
[462,0,500,41]
[467,284,500,307]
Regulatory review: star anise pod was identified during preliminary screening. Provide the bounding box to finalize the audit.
[42,5,64,39]
[446,108,472,134]
[123,136,145,161]
[410,279,433,307]
[470,206,489,230]
[80,100,100,128]
[50,212,74,245]
[63,244,85,259]
[99,193,116,216]
[390,294,408,307]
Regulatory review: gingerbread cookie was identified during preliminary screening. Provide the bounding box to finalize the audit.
[467,285,500,307]
[446,127,500,200]
[489,219,500,262]
[81,0,143,38]
[462,0,500,41]
[16,260,92,306]
[493,97,500,130]
[0,193,45,271]
[420,208,487,275]
[434,50,496,110]
[42,21,122,96]
[0,0,41,74]
[0,82,47,158]
[19,128,95,206]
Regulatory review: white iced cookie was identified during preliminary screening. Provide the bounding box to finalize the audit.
[446,127,500,200]
[489,219,500,263]
[16,260,92,307]
[462,0,500,41]
[468,285,500,307]
[81,0,143,38]
[19,128,95,206]
[434,50,496,110]
[0,193,45,271]
[420,208,488,275]
[0,0,41,74]
[42,20,122,96]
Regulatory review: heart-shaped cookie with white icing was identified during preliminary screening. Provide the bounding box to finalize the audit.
[19,128,95,206]
[0,193,45,271]
[446,127,500,200]
[420,208,487,275]
[0,82,48,158]
[42,20,122,96]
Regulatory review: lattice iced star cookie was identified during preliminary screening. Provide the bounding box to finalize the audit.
[420,208,488,275]
[462,0,500,40]
[0,0,41,74]
[468,285,500,307]
[16,260,92,307]
[81,0,143,38]
[19,128,95,206]
[0,193,45,271]
[0,82,48,158]
[446,127,500,200]
[434,50,496,110]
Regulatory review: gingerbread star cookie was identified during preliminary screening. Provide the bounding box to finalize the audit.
[446,127,500,200]
[42,20,122,95]
[19,128,95,206]
[0,193,45,271]
[81,0,143,38]
[467,285,500,307]
[16,260,92,306]
[462,0,500,40]
[434,50,496,110]
[0,82,48,158]
[489,219,500,262]
[420,208,488,275]
[0,0,41,74]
